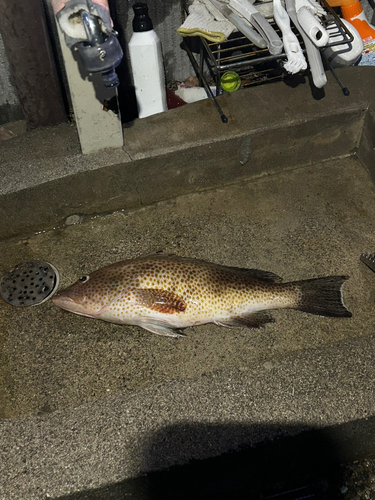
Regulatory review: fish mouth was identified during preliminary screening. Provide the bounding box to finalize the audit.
[52,292,110,318]
[52,293,95,318]
[52,292,76,310]
[52,292,89,311]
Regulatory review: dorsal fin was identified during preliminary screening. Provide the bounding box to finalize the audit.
[227,267,283,283]
[133,254,283,283]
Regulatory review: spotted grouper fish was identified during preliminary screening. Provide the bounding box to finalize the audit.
[52,254,352,337]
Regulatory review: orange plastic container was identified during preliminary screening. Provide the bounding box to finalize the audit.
[325,0,358,6]
[325,0,375,44]
[341,0,375,43]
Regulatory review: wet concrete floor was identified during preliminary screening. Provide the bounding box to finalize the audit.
[1,154,374,420]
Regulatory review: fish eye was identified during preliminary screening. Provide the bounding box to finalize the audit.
[79,275,89,283]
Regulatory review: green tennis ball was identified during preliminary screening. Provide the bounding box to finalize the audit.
[220,71,241,92]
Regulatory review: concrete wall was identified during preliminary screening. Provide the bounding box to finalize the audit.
[0,32,23,125]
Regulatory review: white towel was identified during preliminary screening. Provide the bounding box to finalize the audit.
[178,0,235,43]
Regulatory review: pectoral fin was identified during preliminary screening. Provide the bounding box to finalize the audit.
[215,312,275,329]
[132,288,186,314]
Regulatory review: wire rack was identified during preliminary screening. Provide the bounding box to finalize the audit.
[182,0,354,122]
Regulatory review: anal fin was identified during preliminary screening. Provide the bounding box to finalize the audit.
[215,312,275,329]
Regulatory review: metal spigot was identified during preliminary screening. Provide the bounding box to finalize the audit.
[76,10,123,87]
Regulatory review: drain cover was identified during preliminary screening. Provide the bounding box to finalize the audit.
[0,261,59,307]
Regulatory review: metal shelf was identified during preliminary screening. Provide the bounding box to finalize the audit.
[182,0,354,121]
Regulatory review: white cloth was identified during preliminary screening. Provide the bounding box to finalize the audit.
[178,0,235,42]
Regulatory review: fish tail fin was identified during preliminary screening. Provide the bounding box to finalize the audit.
[295,276,352,317]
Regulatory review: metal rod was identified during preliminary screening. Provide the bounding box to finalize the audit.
[81,11,104,46]
[183,40,228,124]
[320,0,354,46]
[219,53,286,70]
[321,52,350,96]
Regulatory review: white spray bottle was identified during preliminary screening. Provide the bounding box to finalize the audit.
[128,2,168,118]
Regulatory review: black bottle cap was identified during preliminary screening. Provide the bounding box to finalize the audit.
[132,3,153,32]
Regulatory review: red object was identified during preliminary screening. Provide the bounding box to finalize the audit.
[166,88,187,109]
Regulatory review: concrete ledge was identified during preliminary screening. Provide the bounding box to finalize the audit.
[54,416,375,499]
[0,107,365,240]
[0,67,374,239]
[55,416,375,499]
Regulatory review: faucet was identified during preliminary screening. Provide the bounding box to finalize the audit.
[54,0,123,87]
[77,7,123,88]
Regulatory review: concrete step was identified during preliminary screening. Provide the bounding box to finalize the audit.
[2,333,375,499]
[52,414,375,499]
[1,67,375,240]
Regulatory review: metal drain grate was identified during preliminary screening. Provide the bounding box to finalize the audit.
[0,261,59,307]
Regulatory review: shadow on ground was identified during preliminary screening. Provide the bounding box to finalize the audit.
[57,417,375,500]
